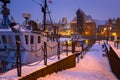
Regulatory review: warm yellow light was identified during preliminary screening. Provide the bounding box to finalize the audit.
[71,31,74,34]
[59,30,72,36]
[85,39,89,44]
[101,31,105,35]
[66,30,71,32]
[103,28,106,31]
[112,32,117,36]
[63,40,72,46]
[85,31,89,35]
[109,27,112,30]
[101,32,103,35]
[45,30,48,32]
[67,40,72,45]
[66,32,70,36]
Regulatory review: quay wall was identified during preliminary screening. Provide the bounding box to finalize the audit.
[19,54,76,80]
[107,46,120,79]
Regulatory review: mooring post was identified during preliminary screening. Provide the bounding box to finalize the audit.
[66,40,68,56]
[16,41,21,77]
[44,42,47,65]
[57,41,60,59]
[72,41,75,53]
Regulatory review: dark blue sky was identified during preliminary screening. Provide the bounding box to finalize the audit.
[1,0,120,23]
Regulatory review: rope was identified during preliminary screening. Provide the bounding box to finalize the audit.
[60,52,65,55]
[0,77,14,80]
[0,45,16,57]
[47,44,58,49]
[0,50,10,57]
[35,51,44,57]
[47,55,57,60]
[21,45,44,53]
[25,58,43,66]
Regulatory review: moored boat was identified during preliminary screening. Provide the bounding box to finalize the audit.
[0,0,62,73]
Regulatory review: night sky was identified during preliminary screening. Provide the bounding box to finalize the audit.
[0,0,120,23]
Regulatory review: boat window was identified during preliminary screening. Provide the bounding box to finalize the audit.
[1,35,7,44]
[15,35,21,42]
[7,35,13,44]
[25,35,29,44]
[38,36,41,43]
[30,35,34,44]
[0,37,1,44]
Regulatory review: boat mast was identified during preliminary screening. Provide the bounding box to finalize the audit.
[32,0,47,31]
[42,0,47,31]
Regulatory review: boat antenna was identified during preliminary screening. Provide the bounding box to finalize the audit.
[32,0,54,32]
[32,0,46,31]
[0,0,10,6]
[32,0,42,7]
[0,0,10,28]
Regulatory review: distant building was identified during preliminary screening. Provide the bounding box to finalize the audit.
[62,17,67,25]
[107,18,120,40]
[70,9,96,39]
[99,17,120,40]
[83,19,96,38]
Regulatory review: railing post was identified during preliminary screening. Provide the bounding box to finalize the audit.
[65,40,68,56]
[72,41,75,53]
[44,42,47,65]
[57,41,60,59]
[116,41,119,49]
[16,41,21,77]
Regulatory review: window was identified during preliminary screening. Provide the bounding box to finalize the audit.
[15,35,21,42]
[25,35,29,44]
[1,35,7,44]
[0,37,1,44]
[38,36,41,43]
[0,36,1,44]
[30,35,34,44]
[7,35,12,44]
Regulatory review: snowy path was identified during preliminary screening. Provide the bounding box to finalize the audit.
[38,43,118,80]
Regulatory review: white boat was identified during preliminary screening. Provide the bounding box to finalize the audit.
[0,1,63,72]
[0,20,64,73]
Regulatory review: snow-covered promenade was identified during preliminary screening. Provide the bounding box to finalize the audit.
[38,42,118,80]
[0,42,119,80]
